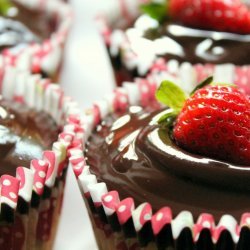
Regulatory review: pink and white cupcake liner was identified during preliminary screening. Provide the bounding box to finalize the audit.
[2,0,72,79]
[70,76,250,249]
[0,64,82,249]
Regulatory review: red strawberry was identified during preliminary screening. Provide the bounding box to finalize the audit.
[169,0,250,34]
[156,79,250,165]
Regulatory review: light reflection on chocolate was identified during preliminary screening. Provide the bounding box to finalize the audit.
[0,17,39,51]
[0,98,59,176]
[126,15,250,65]
[86,106,250,222]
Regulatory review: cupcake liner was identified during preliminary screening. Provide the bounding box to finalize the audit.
[0,64,82,249]
[71,75,250,249]
[97,3,250,95]
[95,0,146,31]
[2,0,72,80]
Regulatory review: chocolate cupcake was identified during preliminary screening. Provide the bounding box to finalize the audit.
[0,65,82,250]
[72,76,250,250]
[0,0,72,81]
[98,0,250,95]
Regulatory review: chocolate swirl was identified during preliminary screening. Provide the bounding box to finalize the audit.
[0,97,59,176]
[86,106,250,221]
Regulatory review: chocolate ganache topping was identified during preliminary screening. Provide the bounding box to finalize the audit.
[86,106,250,222]
[0,16,39,51]
[0,96,59,176]
[126,15,250,65]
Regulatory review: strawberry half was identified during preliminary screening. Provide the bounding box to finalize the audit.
[156,78,250,165]
[169,0,250,34]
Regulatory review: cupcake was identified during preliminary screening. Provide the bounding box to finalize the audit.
[72,76,250,249]
[98,0,250,95]
[0,0,72,81]
[0,64,81,250]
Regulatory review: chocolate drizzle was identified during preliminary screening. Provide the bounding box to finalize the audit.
[0,97,59,176]
[86,106,250,222]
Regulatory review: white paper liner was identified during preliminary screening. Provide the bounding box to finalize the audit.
[2,0,72,79]
[70,75,250,249]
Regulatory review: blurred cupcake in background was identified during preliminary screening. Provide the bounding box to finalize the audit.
[0,63,82,250]
[97,0,250,96]
[0,0,72,81]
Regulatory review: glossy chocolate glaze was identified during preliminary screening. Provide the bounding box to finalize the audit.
[0,17,39,51]
[0,97,59,176]
[0,1,57,52]
[126,15,250,65]
[11,1,55,39]
[86,106,250,222]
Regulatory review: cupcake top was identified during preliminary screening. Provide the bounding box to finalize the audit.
[106,0,250,74]
[0,96,59,177]
[0,17,40,51]
[0,0,55,52]
[85,79,250,222]
[0,0,72,79]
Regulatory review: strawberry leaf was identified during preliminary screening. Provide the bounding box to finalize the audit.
[0,0,13,15]
[158,110,177,128]
[140,1,167,22]
[190,76,213,95]
[156,80,187,113]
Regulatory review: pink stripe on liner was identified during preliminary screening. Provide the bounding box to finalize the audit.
[70,156,86,178]
[240,213,250,227]
[13,95,24,104]
[118,0,132,23]
[31,159,49,196]
[43,151,58,188]
[58,132,74,148]
[151,207,172,236]
[116,198,135,225]
[0,63,5,93]
[102,191,120,216]
[67,114,81,125]
[0,175,20,208]
[113,88,129,112]
[150,58,167,73]
[92,104,101,126]
[193,213,215,242]
[137,79,154,107]
[16,167,34,203]
[95,16,112,45]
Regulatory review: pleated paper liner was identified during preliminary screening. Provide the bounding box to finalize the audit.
[0,63,82,250]
[70,77,250,250]
[2,0,72,82]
